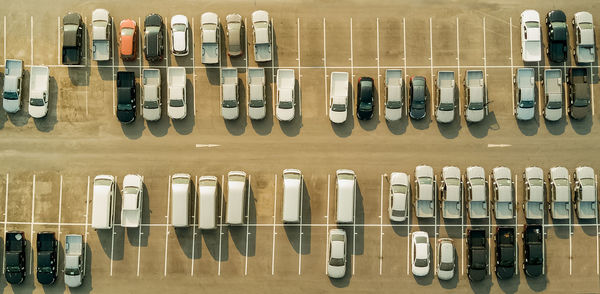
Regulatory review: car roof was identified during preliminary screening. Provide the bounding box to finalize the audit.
[145,14,163,27]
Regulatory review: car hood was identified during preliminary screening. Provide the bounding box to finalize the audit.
[248,105,266,120]
[6,271,23,284]
[436,109,454,123]
[65,274,82,287]
[329,109,347,123]
[222,106,239,120]
[469,268,486,281]
[385,107,402,121]
[276,107,294,121]
[117,109,135,123]
[168,104,186,119]
[516,106,535,120]
[37,271,56,285]
[524,263,543,277]
[410,107,426,119]
[496,265,515,279]
[173,32,186,52]
[143,107,161,121]
[412,264,429,277]
[523,41,542,62]
[328,264,345,278]
[466,108,484,123]
[29,104,47,118]
[571,104,590,119]
[3,98,20,113]
[544,107,562,121]
[438,269,454,281]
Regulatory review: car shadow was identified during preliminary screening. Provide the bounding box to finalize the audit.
[230,184,255,256]
[386,116,408,135]
[0,73,6,129]
[543,116,567,135]
[469,275,493,294]
[497,270,521,294]
[578,218,597,236]
[525,273,548,291]
[172,77,195,135]
[300,179,311,255]
[34,76,59,132]
[516,118,539,136]
[569,114,592,135]
[551,219,569,239]
[467,111,500,138]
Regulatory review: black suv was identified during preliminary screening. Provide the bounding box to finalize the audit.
[568,67,591,119]
[36,232,58,285]
[144,14,165,62]
[467,229,487,281]
[545,10,568,63]
[62,12,84,65]
[495,227,515,280]
[117,71,137,123]
[357,77,374,120]
[522,225,543,277]
[5,231,26,284]
[409,76,427,119]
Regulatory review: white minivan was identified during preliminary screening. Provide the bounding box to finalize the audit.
[226,171,247,225]
[171,173,191,227]
[336,169,356,224]
[282,169,302,223]
[199,176,218,230]
[91,175,115,229]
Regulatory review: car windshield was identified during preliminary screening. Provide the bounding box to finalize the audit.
[122,28,134,36]
[580,23,594,30]
[332,104,346,112]
[65,268,80,276]
[499,255,514,266]
[547,101,562,109]
[581,178,595,186]
[386,100,402,109]
[329,257,344,266]
[173,24,186,32]
[222,100,238,108]
[39,267,53,273]
[529,178,543,186]
[446,178,460,186]
[94,20,108,27]
[3,91,18,100]
[7,266,20,272]
[250,100,264,107]
[412,99,425,109]
[439,102,454,111]
[65,24,79,31]
[497,179,511,186]
[574,98,589,107]
[144,100,159,109]
[554,178,568,186]
[30,98,45,106]
[279,101,293,109]
[95,179,112,186]
[526,21,540,28]
[468,102,484,110]
[415,258,428,267]
[147,26,160,33]
[440,262,454,271]
[392,209,405,217]
[392,185,407,194]
[169,99,184,107]
[419,177,432,185]
[519,100,534,108]
[173,177,188,185]
[117,104,132,111]
[470,178,485,186]
[359,102,372,110]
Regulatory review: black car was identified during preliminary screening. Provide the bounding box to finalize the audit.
[495,227,515,280]
[144,14,165,62]
[62,12,84,65]
[117,71,137,123]
[356,77,374,120]
[545,10,568,63]
[409,76,427,119]
[5,231,26,284]
[36,232,57,285]
[522,225,543,277]
[467,229,487,282]
[568,67,591,119]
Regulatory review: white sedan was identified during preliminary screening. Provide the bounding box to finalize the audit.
[437,238,455,280]
[121,174,143,228]
[520,10,542,62]
[388,172,409,222]
[170,15,189,56]
[327,229,347,279]
[412,231,430,276]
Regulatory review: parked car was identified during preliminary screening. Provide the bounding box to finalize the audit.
[522,224,543,277]
[201,12,220,64]
[514,68,535,120]
[119,19,137,61]
[357,77,375,120]
[5,231,26,284]
[435,71,456,123]
[252,10,272,62]
[464,70,487,123]
[116,71,136,124]
[549,167,571,220]
[520,10,542,62]
[545,10,568,63]
[3,59,24,113]
[91,9,112,61]
[336,169,356,223]
[170,15,189,56]
[167,66,187,119]
[388,172,409,222]
[329,72,350,123]
[144,14,165,62]
[91,175,115,229]
[543,69,563,121]
[276,69,296,121]
[492,167,514,220]
[226,14,243,56]
[221,68,239,120]
[226,171,247,225]
[121,174,143,228]
[171,173,191,227]
[440,166,462,219]
[142,69,161,121]
[327,229,347,279]
[198,176,218,230]
[409,76,427,119]
[466,166,488,219]
[36,232,58,285]
[62,12,84,65]
[568,67,591,119]
[282,169,302,223]
[248,68,266,120]
[64,234,84,287]
[28,66,50,118]
[574,167,597,219]
[437,238,455,281]
[495,227,515,280]
[415,165,435,218]
[411,231,430,276]
[573,11,596,63]
[467,229,487,281]
[523,167,544,220]
[384,69,404,121]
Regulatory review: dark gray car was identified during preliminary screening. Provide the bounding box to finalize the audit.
[568,68,591,119]
[409,76,427,120]
[144,14,164,62]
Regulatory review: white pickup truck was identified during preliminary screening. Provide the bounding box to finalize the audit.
[167,67,186,119]
[92,9,111,61]
[201,12,220,65]
[466,166,488,219]
[492,167,514,220]
[142,69,161,121]
[415,165,435,218]
[64,234,84,288]
[3,59,24,113]
[435,71,456,123]
[574,166,597,219]
[221,68,239,120]
[329,72,349,124]
[440,166,462,219]
[523,167,544,220]
[248,68,266,120]
[252,10,272,62]
[543,69,563,121]
[276,69,295,121]
[28,66,50,118]
[384,69,403,121]
[121,174,143,228]
[464,70,487,123]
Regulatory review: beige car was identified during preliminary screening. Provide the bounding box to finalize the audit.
[226,14,242,56]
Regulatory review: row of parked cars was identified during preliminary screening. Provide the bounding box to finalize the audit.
[4,231,84,287]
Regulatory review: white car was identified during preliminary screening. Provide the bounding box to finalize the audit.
[573,12,596,63]
[28,66,49,118]
[549,167,571,220]
[201,12,220,64]
[167,67,187,119]
[329,72,349,124]
[466,166,488,219]
[142,69,161,121]
[121,174,143,228]
[384,69,403,121]
[327,229,347,279]
[440,166,461,219]
[574,167,596,219]
[412,231,430,276]
[521,10,542,62]
[170,15,189,56]
[276,69,295,121]
[437,238,455,280]
[248,68,266,120]
[388,172,409,222]
[492,167,514,220]
[415,165,435,218]
[523,167,544,220]
[221,68,239,120]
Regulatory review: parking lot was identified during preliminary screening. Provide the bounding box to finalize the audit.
[1,0,600,293]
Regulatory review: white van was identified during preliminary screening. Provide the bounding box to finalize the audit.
[336,169,356,223]
[171,173,191,227]
[198,176,218,229]
[226,171,247,225]
[91,175,115,229]
[282,169,302,223]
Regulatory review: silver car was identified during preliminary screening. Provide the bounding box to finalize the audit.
[573,12,595,63]
[514,68,535,120]
[388,172,409,222]
[464,70,487,123]
[327,229,347,279]
[226,14,243,56]
[437,238,455,280]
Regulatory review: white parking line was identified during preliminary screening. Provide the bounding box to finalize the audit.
[192,17,196,115]
[2,173,8,275]
[165,18,169,68]
[58,175,63,238]
[508,17,514,112]
[163,175,171,277]
[56,16,60,65]
[590,64,595,115]
[456,17,461,116]
[325,174,330,274]
[83,175,90,276]
[30,174,36,274]
[191,175,198,276]
[297,18,302,117]
[403,18,407,117]
[271,174,277,275]
[429,18,435,113]
[538,62,543,116]
[461,174,464,276]
[137,177,143,277]
[112,17,117,116]
[564,62,568,118]
[110,175,117,276]
[514,174,518,275]
[433,175,437,276]
[217,174,224,276]
[376,18,381,117]
[406,174,410,275]
[244,174,251,276]
[569,173,572,276]
[298,174,304,275]
[352,173,356,276]
[379,174,383,275]
[487,174,492,275]
[350,18,354,118]
[323,18,328,116]
[30,16,33,64]
[596,173,599,275]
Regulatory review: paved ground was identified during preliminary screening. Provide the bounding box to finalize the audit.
[0,0,600,293]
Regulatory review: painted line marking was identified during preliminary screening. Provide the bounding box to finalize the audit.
[2,173,8,275]
[57,16,60,65]
[298,174,304,275]
[509,17,514,113]
[163,175,171,277]
[456,17,461,116]
[297,18,302,117]
[192,17,196,115]
[377,18,381,118]
[217,174,224,276]
[195,144,220,148]
[83,176,90,276]
[191,175,198,276]
[271,174,277,275]
[323,18,328,117]
[429,18,435,113]
[379,174,383,275]
[487,144,512,148]
[244,174,251,276]
[403,18,407,117]
[350,17,354,118]
[30,174,36,275]
[110,175,117,276]
[325,174,330,274]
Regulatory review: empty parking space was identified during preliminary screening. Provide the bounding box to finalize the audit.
[352,18,377,68]
[324,18,351,68]
[299,17,324,67]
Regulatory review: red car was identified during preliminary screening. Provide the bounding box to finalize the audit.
[120,19,137,61]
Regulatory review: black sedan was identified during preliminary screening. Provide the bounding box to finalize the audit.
[545,10,568,63]
[37,232,58,285]
[495,227,515,280]
[409,76,427,119]
[117,71,137,123]
[5,231,26,284]
[523,225,543,277]
[357,77,374,120]
[144,14,165,62]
